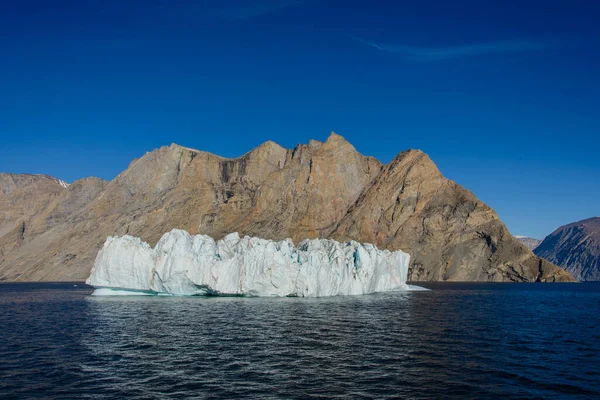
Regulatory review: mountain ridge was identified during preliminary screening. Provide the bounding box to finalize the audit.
[0,133,573,282]
[534,217,600,281]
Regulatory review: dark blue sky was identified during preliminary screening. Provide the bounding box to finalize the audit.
[1,0,599,238]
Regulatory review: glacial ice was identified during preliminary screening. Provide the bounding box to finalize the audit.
[86,229,413,297]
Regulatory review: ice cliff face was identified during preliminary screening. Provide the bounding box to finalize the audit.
[86,229,411,297]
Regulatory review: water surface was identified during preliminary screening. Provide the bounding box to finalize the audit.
[1,282,598,399]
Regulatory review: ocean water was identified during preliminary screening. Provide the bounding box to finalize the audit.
[0,282,598,399]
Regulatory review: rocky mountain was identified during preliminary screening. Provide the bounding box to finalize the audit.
[534,217,600,281]
[0,133,573,282]
[515,236,542,251]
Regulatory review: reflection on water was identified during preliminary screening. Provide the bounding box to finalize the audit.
[81,293,417,398]
[1,282,599,399]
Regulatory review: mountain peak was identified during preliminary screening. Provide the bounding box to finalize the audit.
[516,236,542,251]
[535,216,600,281]
[255,140,287,151]
[308,139,323,150]
[387,149,441,178]
[245,140,288,161]
[321,132,359,155]
[0,135,575,284]
[0,173,69,195]
[170,143,202,153]
[325,131,348,143]
[566,216,600,229]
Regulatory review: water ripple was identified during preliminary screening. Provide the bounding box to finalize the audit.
[0,282,599,399]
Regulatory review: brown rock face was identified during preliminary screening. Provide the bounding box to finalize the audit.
[0,133,573,282]
[0,174,107,280]
[329,150,571,282]
[0,174,68,257]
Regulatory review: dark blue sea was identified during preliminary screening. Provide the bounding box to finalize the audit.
[0,282,598,399]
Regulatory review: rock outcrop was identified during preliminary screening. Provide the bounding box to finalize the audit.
[534,217,600,281]
[0,133,574,282]
[0,174,107,280]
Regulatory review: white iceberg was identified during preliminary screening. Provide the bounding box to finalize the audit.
[86,229,413,297]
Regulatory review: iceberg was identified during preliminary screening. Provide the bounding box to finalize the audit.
[86,229,413,297]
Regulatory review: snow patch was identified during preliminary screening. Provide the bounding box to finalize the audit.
[86,229,416,297]
[55,179,70,188]
[32,174,70,188]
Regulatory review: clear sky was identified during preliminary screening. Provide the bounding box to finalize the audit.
[1,0,599,239]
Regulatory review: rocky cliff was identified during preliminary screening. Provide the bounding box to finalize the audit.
[0,133,573,282]
[534,217,600,281]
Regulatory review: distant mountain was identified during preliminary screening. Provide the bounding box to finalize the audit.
[0,133,573,282]
[515,236,542,251]
[534,217,600,281]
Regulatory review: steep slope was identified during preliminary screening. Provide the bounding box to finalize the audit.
[330,150,570,282]
[534,217,600,281]
[0,133,573,282]
[516,236,542,251]
[0,175,107,280]
[0,173,68,257]
[0,173,65,226]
